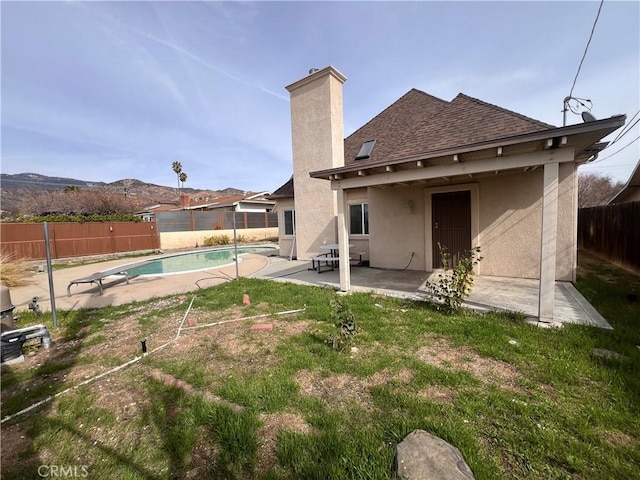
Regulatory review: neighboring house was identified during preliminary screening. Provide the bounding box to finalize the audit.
[137,192,275,221]
[182,192,275,212]
[271,66,626,321]
[608,160,640,204]
[135,201,179,222]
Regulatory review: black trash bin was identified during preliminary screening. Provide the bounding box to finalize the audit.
[1,330,26,363]
[1,285,16,333]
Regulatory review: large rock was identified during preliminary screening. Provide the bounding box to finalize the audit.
[395,430,475,480]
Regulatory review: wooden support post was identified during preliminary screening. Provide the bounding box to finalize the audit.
[336,189,351,292]
[538,162,559,321]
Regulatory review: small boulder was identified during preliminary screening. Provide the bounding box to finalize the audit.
[592,348,625,361]
[395,429,474,480]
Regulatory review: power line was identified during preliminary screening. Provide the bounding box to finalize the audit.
[593,135,640,163]
[609,118,640,147]
[610,111,640,145]
[569,0,605,98]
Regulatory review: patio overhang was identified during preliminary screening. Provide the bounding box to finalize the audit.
[310,115,625,190]
[317,114,625,323]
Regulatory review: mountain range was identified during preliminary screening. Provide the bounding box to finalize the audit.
[0,173,247,216]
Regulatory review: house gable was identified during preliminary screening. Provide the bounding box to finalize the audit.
[344,89,448,166]
[344,90,555,167]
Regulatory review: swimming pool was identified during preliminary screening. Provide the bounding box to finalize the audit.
[124,246,277,276]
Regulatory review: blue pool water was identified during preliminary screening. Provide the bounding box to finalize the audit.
[124,246,276,276]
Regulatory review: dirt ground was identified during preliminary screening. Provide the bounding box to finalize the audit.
[1,298,550,477]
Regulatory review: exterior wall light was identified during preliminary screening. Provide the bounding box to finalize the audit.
[404,200,413,214]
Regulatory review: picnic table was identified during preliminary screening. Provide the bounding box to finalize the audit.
[310,244,363,273]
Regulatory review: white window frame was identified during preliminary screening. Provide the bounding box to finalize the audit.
[283,209,296,237]
[349,203,369,236]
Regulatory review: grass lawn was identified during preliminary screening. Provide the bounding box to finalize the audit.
[1,251,638,479]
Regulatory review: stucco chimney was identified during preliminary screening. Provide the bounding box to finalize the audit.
[286,66,347,260]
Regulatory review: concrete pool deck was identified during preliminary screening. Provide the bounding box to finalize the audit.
[9,251,273,312]
[8,251,611,329]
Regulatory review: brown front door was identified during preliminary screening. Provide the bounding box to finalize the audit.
[432,190,471,268]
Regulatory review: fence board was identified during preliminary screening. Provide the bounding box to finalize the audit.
[0,222,159,260]
[578,201,640,273]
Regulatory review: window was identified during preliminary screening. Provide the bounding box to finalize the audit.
[349,203,369,235]
[355,139,376,160]
[284,210,295,236]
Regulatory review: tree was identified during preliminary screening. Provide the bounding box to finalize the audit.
[17,187,138,216]
[179,172,187,190]
[578,172,624,208]
[171,161,183,195]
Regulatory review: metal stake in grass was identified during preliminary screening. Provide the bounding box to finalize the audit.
[43,222,58,328]
[232,206,239,280]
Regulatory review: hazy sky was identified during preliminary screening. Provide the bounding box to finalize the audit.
[2,1,638,193]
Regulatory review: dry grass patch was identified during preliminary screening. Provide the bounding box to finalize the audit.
[257,412,315,471]
[294,371,373,410]
[0,253,33,287]
[294,367,414,412]
[599,429,638,449]
[416,337,522,392]
[417,385,458,404]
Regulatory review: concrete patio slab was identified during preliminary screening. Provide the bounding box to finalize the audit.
[252,257,612,329]
[7,252,611,329]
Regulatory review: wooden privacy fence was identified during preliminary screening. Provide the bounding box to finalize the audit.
[155,210,278,233]
[0,222,160,260]
[578,201,640,273]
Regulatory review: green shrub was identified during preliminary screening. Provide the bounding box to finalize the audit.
[203,234,231,246]
[16,213,141,223]
[325,296,358,351]
[426,244,483,314]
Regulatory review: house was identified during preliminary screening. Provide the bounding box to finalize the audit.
[271,66,625,321]
[135,201,179,222]
[181,192,276,212]
[608,159,640,204]
[136,192,275,222]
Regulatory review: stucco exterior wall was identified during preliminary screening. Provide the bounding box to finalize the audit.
[478,171,544,278]
[368,185,426,270]
[477,162,575,280]
[276,198,296,259]
[288,68,346,260]
[363,156,576,280]
[346,188,370,261]
[555,162,577,281]
[159,228,278,250]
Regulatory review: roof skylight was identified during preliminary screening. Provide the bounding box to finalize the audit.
[355,139,376,160]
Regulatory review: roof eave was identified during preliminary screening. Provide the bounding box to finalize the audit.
[310,114,626,180]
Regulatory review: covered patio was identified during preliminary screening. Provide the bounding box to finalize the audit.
[251,256,612,329]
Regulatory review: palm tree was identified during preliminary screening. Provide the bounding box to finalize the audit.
[171,161,183,195]
[179,172,187,191]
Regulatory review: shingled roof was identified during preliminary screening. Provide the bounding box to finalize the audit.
[267,176,294,199]
[274,88,623,191]
[344,89,555,166]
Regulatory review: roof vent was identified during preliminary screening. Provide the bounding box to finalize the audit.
[308,68,319,75]
[355,139,377,160]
